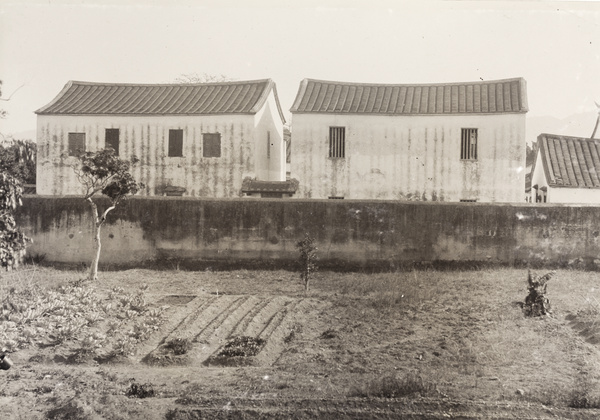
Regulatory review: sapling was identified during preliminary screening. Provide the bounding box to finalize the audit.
[72,148,143,281]
[297,233,318,292]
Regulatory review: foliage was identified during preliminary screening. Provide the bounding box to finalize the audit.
[0,277,165,358]
[523,269,554,316]
[75,148,141,203]
[217,336,265,357]
[297,233,318,292]
[0,140,36,185]
[126,380,155,399]
[174,73,233,84]
[164,338,193,355]
[73,148,143,280]
[0,173,30,270]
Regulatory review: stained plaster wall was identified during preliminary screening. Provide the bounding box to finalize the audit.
[291,113,526,202]
[36,89,285,198]
[16,197,600,270]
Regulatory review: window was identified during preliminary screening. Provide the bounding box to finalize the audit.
[461,128,478,160]
[168,129,183,157]
[68,133,85,156]
[329,127,345,158]
[203,133,221,158]
[105,128,119,155]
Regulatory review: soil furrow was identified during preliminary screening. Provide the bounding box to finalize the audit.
[161,296,217,342]
[241,296,288,337]
[135,295,213,361]
[258,299,297,340]
[228,297,271,337]
[192,296,248,343]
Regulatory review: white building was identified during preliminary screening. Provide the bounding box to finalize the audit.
[290,78,528,202]
[36,79,295,197]
[530,133,600,203]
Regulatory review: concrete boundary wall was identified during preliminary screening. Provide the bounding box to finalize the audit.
[16,196,600,270]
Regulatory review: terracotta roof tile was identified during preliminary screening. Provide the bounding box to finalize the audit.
[536,133,600,188]
[36,79,286,123]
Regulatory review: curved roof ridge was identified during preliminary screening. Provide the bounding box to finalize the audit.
[35,79,283,118]
[300,77,526,88]
[291,77,528,114]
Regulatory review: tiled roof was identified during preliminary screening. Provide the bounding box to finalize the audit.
[290,78,528,115]
[36,79,285,122]
[241,178,299,194]
[535,133,600,188]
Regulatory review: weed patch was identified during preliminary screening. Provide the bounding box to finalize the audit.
[350,372,437,398]
[164,338,193,355]
[218,336,265,357]
[125,380,155,399]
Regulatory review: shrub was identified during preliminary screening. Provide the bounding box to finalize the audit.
[0,173,30,270]
[164,338,193,355]
[125,380,155,398]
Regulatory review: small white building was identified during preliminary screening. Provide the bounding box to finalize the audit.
[35,79,294,197]
[290,78,528,202]
[530,133,600,203]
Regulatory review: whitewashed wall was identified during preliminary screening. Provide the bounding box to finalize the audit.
[291,113,526,202]
[253,92,286,182]
[37,90,285,197]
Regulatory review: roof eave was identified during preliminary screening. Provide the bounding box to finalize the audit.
[289,110,528,116]
[35,81,74,114]
[35,111,261,117]
[249,79,286,124]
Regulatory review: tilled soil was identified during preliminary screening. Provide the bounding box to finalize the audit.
[1,268,600,419]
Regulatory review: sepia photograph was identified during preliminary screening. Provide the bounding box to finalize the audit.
[1,0,600,418]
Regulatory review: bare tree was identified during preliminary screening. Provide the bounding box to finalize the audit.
[174,73,233,84]
[0,80,25,120]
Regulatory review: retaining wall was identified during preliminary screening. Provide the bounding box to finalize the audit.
[15,196,600,270]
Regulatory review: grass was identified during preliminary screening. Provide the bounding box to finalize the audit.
[322,269,440,312]
[2,265,600,418]
[349,372,437,398]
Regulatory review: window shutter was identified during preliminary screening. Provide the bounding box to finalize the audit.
[169,129,184,157]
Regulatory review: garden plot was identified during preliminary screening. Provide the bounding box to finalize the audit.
[144,295,305,366]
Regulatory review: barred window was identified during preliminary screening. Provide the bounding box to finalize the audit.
[329,127,345,158]
[461,128,478,160]
[202,133,221,158]
[168,129,183,157]
[105,128,119,155]
[68,132,85,156]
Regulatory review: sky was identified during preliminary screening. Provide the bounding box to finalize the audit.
[1,0,599,140]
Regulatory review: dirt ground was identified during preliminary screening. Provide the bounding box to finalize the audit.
[1,267,600,419]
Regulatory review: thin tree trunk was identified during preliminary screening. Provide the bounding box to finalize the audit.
[86,197,115,281]
[90,221,102,281]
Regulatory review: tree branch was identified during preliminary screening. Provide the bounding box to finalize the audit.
[0,84,25,102]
